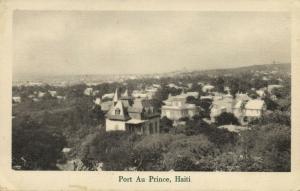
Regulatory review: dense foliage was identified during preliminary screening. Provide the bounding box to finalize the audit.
[12,64,291,171]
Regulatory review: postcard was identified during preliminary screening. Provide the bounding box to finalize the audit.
[0,0,300,190]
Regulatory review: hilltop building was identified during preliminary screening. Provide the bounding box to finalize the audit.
[202,84,215,93]
[105,88,160,135]
[94,97,101,105]
[233,99,266,124]
[210,94,234,122]
[12,96,21,104]
[84,87,93,96]
[161,92,200,120]
[209,92,265,124]
[48,90,57,97]
[102,93,115,100]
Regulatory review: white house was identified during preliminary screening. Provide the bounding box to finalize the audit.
[84,88,93,96]
[244,100,266,120]
[256,89,266,98]
[37,91,46,98]
[210,94,234,122]
[161,93,199,120]
[94,98,101,105]
[233,99,266,124]
[202,85,214,93]
[105,89,160,135]
[92,90,100,96]
[12,96,21,103]
[102,93,115,100]
[48,90,57,97]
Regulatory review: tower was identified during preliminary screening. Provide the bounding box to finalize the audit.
[113,88,120,105]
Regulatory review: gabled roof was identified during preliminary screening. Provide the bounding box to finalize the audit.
[122,89,129,97]
[120,89,133,100]
[132,98,153,109]
[106,100,130,121]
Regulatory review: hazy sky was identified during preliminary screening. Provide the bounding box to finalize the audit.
[13,11,290,76]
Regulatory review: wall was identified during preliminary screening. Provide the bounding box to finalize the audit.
[105,119,126,131]
[143,117,160,134]
[245,109,261,117]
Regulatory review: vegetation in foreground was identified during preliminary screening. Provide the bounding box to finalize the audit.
[12,64,291,171]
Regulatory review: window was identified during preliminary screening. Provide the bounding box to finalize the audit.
[115,108,121,115]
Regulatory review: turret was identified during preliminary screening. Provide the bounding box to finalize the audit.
[113,88,119,105]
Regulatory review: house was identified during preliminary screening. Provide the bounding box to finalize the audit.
[256,89,266,98]
[161,93,199,120]
[152,84,161,88]
[102,93,115,100]
[105,89,160,135]
[233,99,266,124]
[145,87,159,99]
[132,89,156,99]
[92,90,100,96]
[28,94,35,99]
[200,95,213,100]
[32,98,40,102]
[37,91,46,98]
[167,83,183,89]
[262,76,269,81]
[12,96,21,103]
[244,100,266,121]
[62,148,71,153]
[84,88,93,96]
[210,94,234,122]
[56,95,66,100]
[235,93,251,102]
[202,84,214,93]
[48,90,57,97]
[132,90,148,99]
[94,98,101,105]
[224,86,231,94]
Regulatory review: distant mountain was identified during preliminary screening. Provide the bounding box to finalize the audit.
[170,63,291,76]
[207,63,290,73]
[13,63,291,86]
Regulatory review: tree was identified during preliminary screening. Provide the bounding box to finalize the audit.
[198,100,212,118]
[184,118,210,136]
[263,96,279,111]
[215,112,240,126]
[238,124,290,171]
[250,110,290,126]
[132,134,179,171]
[160,116,173,133]
[164,135,218,171]
[12,116,66,170]
[84,131,135,170]
[214,77,225,93]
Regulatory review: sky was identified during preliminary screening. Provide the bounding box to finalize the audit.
[13,11,290,76]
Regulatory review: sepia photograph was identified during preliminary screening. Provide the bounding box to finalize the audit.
[11,10,292,172]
